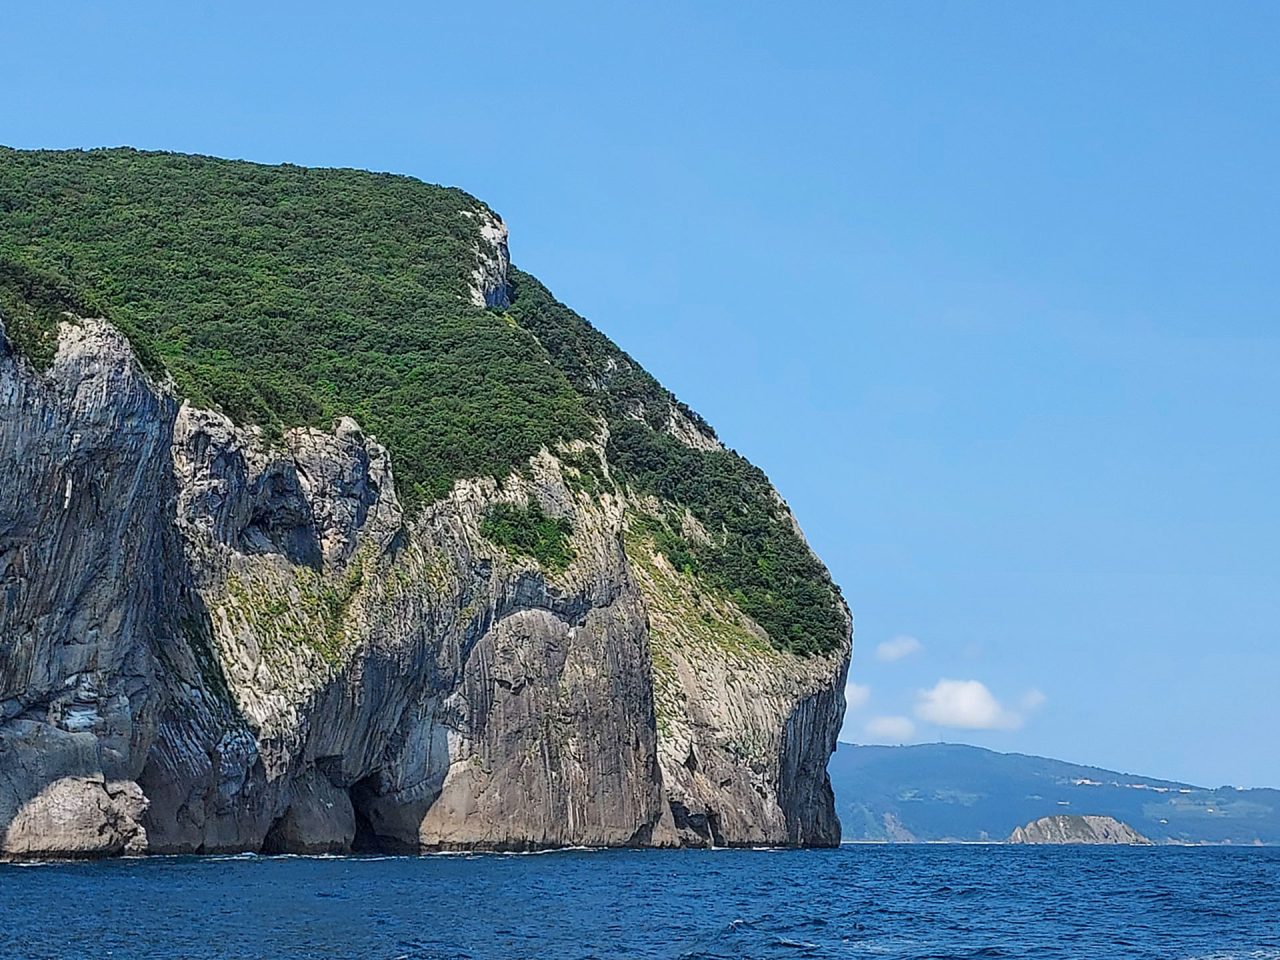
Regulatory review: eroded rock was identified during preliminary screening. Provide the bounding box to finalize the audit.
[0,316,850,858]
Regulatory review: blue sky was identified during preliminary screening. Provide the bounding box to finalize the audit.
[4,1,1277,786]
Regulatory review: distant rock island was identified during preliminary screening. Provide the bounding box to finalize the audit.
[1008,815,1151,845]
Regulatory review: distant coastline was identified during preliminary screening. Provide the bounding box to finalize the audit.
[831,742,1280,845]
[839,839,1277,846]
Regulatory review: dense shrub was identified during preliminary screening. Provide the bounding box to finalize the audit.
[480,502,574,572]
[0,257,104,369]
[507,272,847,656]
[0,147,591,503]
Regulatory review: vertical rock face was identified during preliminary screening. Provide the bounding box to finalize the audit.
[467,210,511,309]
[625,529,849,848]
[0,319,177,857]
[0,307,849,858]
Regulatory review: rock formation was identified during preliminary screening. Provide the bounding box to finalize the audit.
[1008,815,1152,845]
[0,149,852,858]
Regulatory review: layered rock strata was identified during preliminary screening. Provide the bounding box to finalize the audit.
[0,315,851,858]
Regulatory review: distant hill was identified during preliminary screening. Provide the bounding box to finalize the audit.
[830,742,1280,844]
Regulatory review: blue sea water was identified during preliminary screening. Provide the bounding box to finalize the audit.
[1,845,1276,959]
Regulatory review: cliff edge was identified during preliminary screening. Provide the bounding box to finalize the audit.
[0,147,851,857]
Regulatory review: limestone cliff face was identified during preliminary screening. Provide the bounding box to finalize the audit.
[466,209,511,309]
[625,505,847,847]
[0,314,851,858]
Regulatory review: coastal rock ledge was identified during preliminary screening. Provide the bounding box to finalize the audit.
[1008,815,1152,845]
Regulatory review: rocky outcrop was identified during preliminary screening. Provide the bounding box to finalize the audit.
[1,318,176,859]
[465,209,511,309]
[1008,815,1152,845]
[624,520,848,847]
[0,315,850,858]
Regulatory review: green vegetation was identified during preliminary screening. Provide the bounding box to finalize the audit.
[624,521,774,662]
[0,147,590,503]
[0,258,100,369]
[223,560,367,668]
[507,269,713,434]
[480,501,574,572]
[557,444,611,496]
[629,511,700,577]
[609,421,846,656]
[507,272,847,656]
[0,146,845,655]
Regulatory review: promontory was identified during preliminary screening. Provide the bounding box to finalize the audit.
[0,147,851,858]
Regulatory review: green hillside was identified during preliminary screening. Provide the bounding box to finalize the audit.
[0,146,846,656]
[0,147,589,506]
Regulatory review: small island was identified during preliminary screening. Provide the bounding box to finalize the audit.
[1008,815,1152,845]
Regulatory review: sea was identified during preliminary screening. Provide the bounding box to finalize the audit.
[0,845,1276,959]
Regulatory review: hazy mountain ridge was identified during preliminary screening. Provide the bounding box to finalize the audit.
[831,742,1280,844]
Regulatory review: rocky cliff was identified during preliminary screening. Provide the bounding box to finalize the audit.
[1008,815,1152,845]
[0,148,851,858]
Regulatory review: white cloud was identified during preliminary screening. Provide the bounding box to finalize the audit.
[876,635,923,662]
[844,683,871,710]
[865,715,916,743]
[915,679,1022,730]
[1020,688,1047,711]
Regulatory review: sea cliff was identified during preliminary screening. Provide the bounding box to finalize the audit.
[0,147,851,857]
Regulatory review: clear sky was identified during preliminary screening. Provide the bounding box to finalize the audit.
[4,1,1277,787]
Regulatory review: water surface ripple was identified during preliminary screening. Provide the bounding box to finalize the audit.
[1,845,1275,959]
